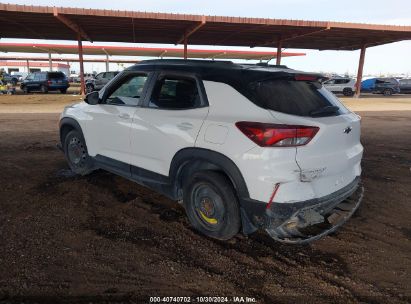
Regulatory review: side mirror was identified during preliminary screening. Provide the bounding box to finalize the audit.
[84,91,100,105]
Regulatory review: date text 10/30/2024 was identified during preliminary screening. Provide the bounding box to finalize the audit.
[149,296,257,303]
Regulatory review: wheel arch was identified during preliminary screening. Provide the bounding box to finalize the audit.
[170,148,249,200]
[170,148,257,234]
[59,117,85,147]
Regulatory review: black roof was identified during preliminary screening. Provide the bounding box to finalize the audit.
[127,59,324,85]
[130,59,291,73]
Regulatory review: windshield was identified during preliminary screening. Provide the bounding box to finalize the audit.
[246,79,349,117]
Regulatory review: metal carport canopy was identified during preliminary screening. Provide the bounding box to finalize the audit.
[1,3,410,96]
[1,3,411,50]
[0,43,305,60]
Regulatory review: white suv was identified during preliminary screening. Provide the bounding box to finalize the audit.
[323,77,356,96]
[59,60,364,244]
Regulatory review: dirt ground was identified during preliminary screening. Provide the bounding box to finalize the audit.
[0,93,410,303]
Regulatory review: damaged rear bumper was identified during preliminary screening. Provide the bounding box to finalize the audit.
[240,177,363,244]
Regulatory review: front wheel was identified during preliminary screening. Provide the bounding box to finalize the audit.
[383,89,393,96]
[343,88,354,96]
[183,171,241,240]
[86,84,94,94]
[63,130,94,175]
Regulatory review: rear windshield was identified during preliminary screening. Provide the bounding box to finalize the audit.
[245,79,349,117]
[48,72,66,79]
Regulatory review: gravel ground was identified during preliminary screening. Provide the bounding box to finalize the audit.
[0,94,410,303]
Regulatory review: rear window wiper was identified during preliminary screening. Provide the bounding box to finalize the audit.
[309,105,340,117]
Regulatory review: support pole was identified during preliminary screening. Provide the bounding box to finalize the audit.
[77,33,85,95]
[276,39,282,65]
[354,44,366,98]
[105,54,109,72]
[48,52,52,71]
[26,60,30,73]
[183,35,188,60]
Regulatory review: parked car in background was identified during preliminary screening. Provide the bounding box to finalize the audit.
[69,73,95,83]
[2,73,19,85]
[361,77,400,96]
[323,77,356,96]
[20,71,70,93]
[399,79,411,93]
[86,71,119,93]
[11,72,27,82]
[59,59,363,243]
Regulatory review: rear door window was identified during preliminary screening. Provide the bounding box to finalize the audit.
[247,79,348,117]
[148,76,201,110]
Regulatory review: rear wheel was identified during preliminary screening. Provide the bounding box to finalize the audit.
[63,130,94,175]
[343,88,354,96]
[383,88,393,96]
[183,171,241,240]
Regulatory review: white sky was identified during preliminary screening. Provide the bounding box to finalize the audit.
[2,0,411,75]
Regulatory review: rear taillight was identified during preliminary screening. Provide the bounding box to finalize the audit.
[47,80,52,85]
[235,122,319,147]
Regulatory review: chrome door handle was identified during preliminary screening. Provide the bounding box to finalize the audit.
[118,113,130,119]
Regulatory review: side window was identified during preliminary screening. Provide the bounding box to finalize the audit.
[33,73,41,81]
[95,73,104,80]
[376,79,388,84]
[149,76,201,109]
[325,79,335,85]
[105,74,148,106]
[26,74,34,81]
[40,73,47,81]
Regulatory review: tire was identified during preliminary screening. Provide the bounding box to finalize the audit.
[60,89,67,94]
[40,85,48,94]
[22,86,29,94]
[183,171,241,240]
[383,89,393,96]
[343,88,354,96]
[11,79,17,86]
[63,129,94,176]
[86,84,94,94]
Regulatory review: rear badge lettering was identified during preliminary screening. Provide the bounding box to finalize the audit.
[344,126,352,134]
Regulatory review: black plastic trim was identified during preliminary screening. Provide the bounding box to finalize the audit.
[93,154,175,199]
[59,117,84,147]
[240,176,361,227]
